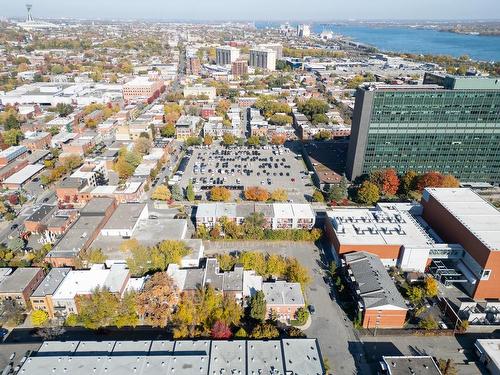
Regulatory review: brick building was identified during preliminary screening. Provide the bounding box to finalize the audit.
[0,268,45,308]
[344,252,408,329]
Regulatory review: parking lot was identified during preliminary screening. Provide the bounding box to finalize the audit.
[178,142,313,202]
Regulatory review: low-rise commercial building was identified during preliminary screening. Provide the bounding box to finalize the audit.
[0,146,28,166]
[183,85,217,101]
[2,163,44,190]
[46,198,116,267]
[51,264,130,316]
[0,268,45,308]
[29,267,71,318]
[421,188,500,299]
[122,77,164,101]
[18,338,325,375]
[379,356,442,375]
[475,339,500,375]
[175,115,201,140]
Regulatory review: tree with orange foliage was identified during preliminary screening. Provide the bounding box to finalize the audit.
[271,134,286,145]
[381,169,400,195]
[136,273,178,327]
[210,187,232,202]
[417,171,444,191]
[441,175,460,188]
[244,186,270,202]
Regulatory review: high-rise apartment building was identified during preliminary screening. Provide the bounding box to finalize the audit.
[249,48,277,71]
[261,43,283,60]
[231,60,248,77]
[346,74,500,183]
[186,55,201,75]
[216,46,240,66]
[297,24,311,37]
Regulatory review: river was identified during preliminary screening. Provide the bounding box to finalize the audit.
[256,22,500,62]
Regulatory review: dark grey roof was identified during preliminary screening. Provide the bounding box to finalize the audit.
[31,268,71,297]
[0,268,42,293]
[204,258,224,291]
[344,252,407,310]
[26,204,57,223]
[57,177,87,189]
[80,197,115,216]
[183,268,205,290]
[382,356,442,375]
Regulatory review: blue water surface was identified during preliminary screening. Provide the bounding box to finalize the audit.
[257,22,500,62]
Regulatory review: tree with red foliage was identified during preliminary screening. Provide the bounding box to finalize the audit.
[211,320,232,339]
[381,169,400,196]
[8,194,19,206]
[417,171,444,192]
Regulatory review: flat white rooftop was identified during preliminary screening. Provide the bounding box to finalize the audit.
[424,188,500,251]
[327,205,433,247]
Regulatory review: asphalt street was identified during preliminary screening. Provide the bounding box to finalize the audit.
[204,240,368,374]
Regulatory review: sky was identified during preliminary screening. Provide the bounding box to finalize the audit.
[3,0,500,21]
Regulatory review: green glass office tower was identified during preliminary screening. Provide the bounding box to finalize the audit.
[346,74,500,183]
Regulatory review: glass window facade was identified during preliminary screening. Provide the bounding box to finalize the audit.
[361,89,500,183]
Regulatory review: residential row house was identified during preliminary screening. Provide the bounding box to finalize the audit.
[195,203,316,230]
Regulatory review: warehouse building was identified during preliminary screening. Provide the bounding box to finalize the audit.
[17,339,325,375]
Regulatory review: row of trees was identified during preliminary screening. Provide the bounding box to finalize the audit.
[209,186,288,203]
[216,251,311,288]
[355,169,460,205]
[196,213,322,243]
[62,271,303,340]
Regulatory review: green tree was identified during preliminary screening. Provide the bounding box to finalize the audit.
[161,124,176,138]
[295,307,309,325]
[114,292,139,328]
[74,287,120,329]
[297,98,329,120]
[5,113,20,130]
[151,240,190,271]
[246,135,260,147]
[171,184,183,201]
[312,113,329,125]
[249,290,267,322]
[126,243,151,276]
[2,129,24,146]
[312,190,325,203]
[222,133,235,146]
[356,181,380,205]
[250,323,279,339]
[31,309,49,327]
[151,185,171,201]
[186,181,195,202]
[55,103,73,117]
[400,170,419,195]
[419,316,438,330]
[407,286,425,306]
